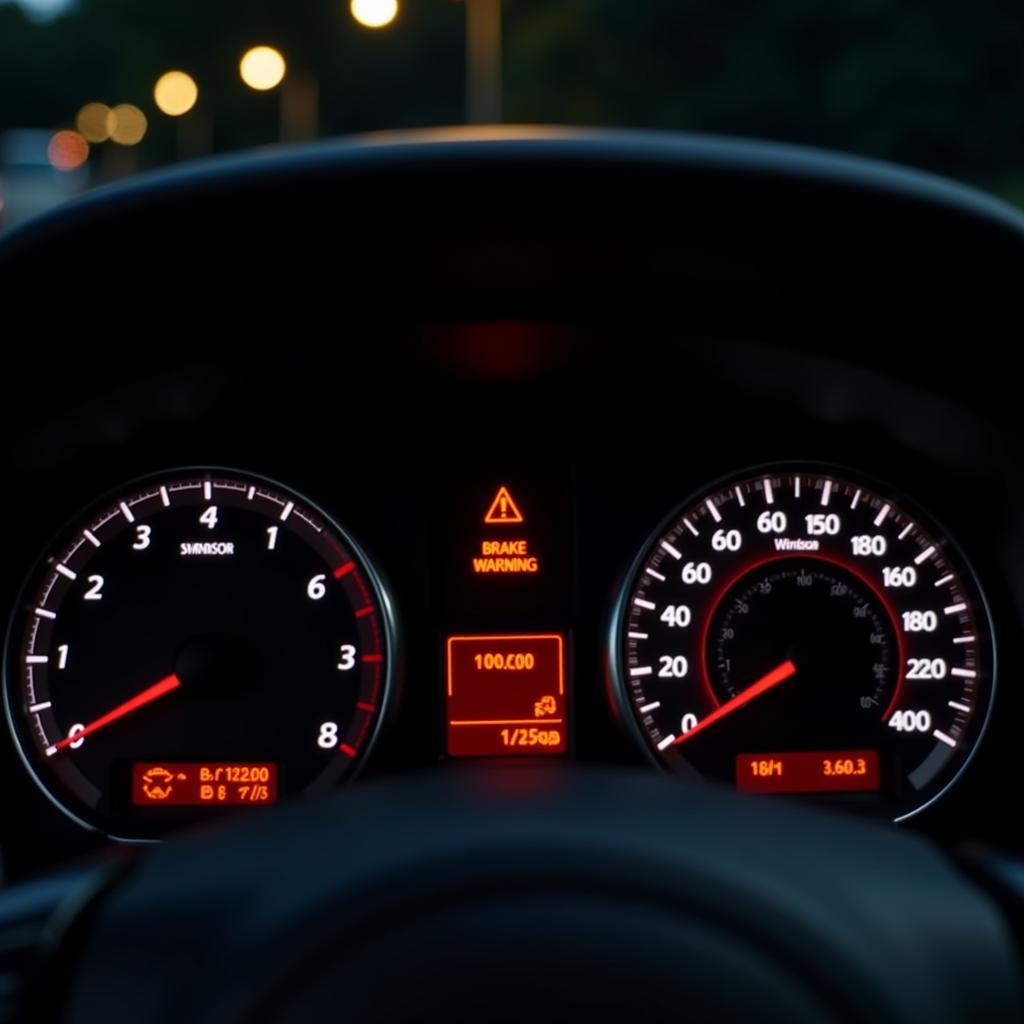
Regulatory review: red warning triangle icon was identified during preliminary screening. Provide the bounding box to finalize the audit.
[484,486,524,525]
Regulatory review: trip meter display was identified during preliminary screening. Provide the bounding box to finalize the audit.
[4,469,395,839]
[609,466,995,820]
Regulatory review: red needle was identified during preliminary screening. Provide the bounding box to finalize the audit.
[53,673,181,752]
[672,660,797,746]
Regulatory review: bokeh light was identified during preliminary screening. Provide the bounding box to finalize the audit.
[109,104,148,145]
[154,71,199,117]
[75,102,112,143]
[350,0,399,28]
[48,130,89,171]
[239,46,287,91]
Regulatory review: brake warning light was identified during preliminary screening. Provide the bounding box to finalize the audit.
[484,486,524,524]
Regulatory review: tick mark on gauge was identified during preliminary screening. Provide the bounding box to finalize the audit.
[160,486,171,507]
[628,631,649,640]
[794,477,801,498]
[735,487,746,507]
[820,480,832,506]
[119,501,135,523]
[362,654,384,663]
[29,702,51,713]
[914,546,935,565]
[661,541,682,560]
[873,503,890,527]
[633,598,656,611]
[948,701,971,712]
[334,561,356,579]
[944,603,967,616]
[899,523,915,540]
[706,499,722,523]
[934,574,954,588]
[339,743,358,757]
[951,668,977,679]
[355,606,375,618]
[763,479,775,505]
[639,702,661,713]
[35,608,56,621]
[657,734,677,750]
[55,564,77,581]
[25,655,48,665]
[933,729,957,749]
[356,702,376,713]
[83,529,101,547]
[203,481,212,501]
[630,666,653,677]
[280,501,294,522]
[645,567,666,581]
[850,489,862,509]
[684,519,699,537]
[953,635,975,645]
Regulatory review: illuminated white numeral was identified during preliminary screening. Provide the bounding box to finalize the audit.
[658,655,689,678]
[681,562,712,585]
[132,524,152,550]
[317,722,338,748]
[57,644,69,669]
[711,529,742,552]
[199,505,219,530]
[902,610,938,633]
[68,723,86,749]
[906,658,947,680]
[850,535,887,556]
[680,713,698,734]
[883,566,917,588]
[83,575,104,601]
[337,644,356,671]
[805,513,840,536]
[659,605,692,628]
[307,574,327,600]
[266,526,279,551]
[756,511,787,533]
[888,709,932,733]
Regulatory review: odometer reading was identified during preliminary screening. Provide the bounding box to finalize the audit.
[610,466,995,820]
[4,469,395,839]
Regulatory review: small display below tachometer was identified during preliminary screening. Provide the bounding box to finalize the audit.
[4,469,395,839]
[609,466,995,820]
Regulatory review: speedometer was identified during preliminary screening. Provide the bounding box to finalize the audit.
[608,465,995,820]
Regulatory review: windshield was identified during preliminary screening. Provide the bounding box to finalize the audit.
[1,0,1022,228]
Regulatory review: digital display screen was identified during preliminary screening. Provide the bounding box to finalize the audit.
[736,751,880,794]
[132,762,277,805]
[446,633,567,757]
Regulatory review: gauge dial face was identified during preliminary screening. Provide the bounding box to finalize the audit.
[4,470,395,839]
[610,467,995,820]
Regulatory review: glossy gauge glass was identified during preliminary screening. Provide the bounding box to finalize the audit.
[3,469,395,839]
[609,465,995,821]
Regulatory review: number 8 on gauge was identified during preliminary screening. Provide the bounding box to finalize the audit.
[608,465,995,820]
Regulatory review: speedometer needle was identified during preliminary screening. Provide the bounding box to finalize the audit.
[53,673,181,753]
[672,660,796,746]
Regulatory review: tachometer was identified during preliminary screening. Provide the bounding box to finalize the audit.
[4,469,395,839]
[608,466,994,820]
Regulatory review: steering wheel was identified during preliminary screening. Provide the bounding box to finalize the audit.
[2,131,1024,1023]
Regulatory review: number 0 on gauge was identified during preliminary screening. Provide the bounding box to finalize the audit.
[608,465,995,820]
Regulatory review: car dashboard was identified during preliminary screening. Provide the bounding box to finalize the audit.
[1,129,1023,873]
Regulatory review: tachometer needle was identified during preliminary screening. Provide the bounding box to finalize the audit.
[672,660,796,746]
[53,673,181,753]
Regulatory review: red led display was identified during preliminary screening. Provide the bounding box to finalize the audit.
[736,751,880,794]
[446,633,567,757]
[132,762,277,805]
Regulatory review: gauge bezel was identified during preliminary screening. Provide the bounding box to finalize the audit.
[3,466,400,842]
[606,460,998,823]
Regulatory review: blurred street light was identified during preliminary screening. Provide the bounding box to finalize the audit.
[76,103,112,143]
[240,46,287,91]
[154,71,199,117]
[350,0,398,28]
[48,130,89,171]
[109,104,148,145]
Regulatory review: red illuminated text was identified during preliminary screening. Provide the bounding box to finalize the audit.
[736,751,880,794]
[132,762,277,805]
